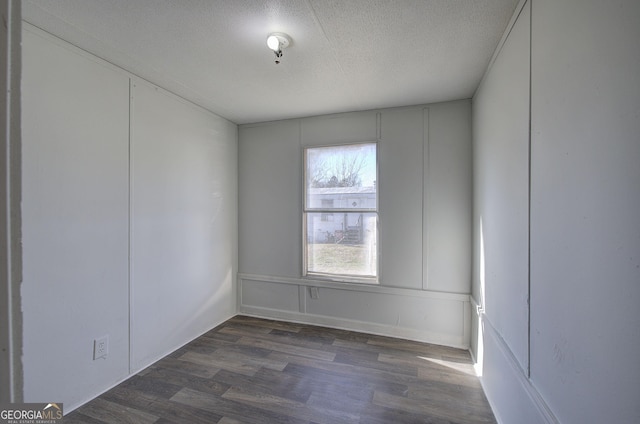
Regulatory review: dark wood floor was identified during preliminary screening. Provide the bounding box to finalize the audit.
[65,316,496,424]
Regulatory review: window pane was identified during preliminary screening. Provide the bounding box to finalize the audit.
[306,143,376,209]
[306,212,377,278]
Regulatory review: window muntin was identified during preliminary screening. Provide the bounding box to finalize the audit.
[304,143,378,282]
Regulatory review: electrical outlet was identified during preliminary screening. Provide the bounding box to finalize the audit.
[309,287,319,299]
[93,336,109,360]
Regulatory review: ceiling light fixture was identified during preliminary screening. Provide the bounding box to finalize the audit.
[266,33,291,64]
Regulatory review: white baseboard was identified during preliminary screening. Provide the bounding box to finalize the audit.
[238,273,470,349]
[471,297,558,424]
[239,305,468,349]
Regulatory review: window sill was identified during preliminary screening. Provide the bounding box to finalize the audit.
[303,272,378,285]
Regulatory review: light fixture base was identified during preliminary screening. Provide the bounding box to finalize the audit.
[266,33,291,51]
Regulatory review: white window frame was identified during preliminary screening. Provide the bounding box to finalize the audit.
[303,142,379,283]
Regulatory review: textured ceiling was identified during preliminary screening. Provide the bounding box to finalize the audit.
[23,0,519,124]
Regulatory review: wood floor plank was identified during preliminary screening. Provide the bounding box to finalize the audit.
[171,387,306,424]
[230,315,303,333]
[408,385,494,412]
[178,350,266,377]
[359,403,454,424]
[367,336,472,360]
[268,350,357,377]
[212,368,313,403]
[290,326,337,345]
[333,348,419,377]
[64,316,496,424]
[305,390,369,416]
[378,352,479,386]
[199,328,243,343]
[217,417,244,424]
[272,349,429,389]
[411,355,477,375]
[116,374,183,400]
[218,323,275,337]
[61,412,109,424]
[154,356,220,379]
[226,324,335,352]
[238,335,337,361]
[212,346,288,371]
[417,365,484,389]
[75,398,158,424]
[222,385,360,424]
[138,367,230,397]
[140,399,224,424]
[281,362,377,403]
[373,390,496,424]
[101,385,224,424]
[177,336,230,355]
[331,337,378,352]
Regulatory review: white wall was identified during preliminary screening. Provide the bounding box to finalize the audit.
[472,0,640,422]
[238,102,473,348]
[472,1,533,421]
[473,0,530,366]
[529,0,640,422]
[130,80,238,371]
[427,103,474,294]
[21,26,237,411]
[22,27,131,409]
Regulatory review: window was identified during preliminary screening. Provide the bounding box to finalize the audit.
[304,143,378,282]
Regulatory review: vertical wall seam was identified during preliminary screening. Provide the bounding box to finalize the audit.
[2,0,15,403]
[10,0,23,402]
[527,0,533,379]
[422,108,430,291]
[299,120,304,278]
[376,112,381,281]
[127,79,133,374]
[4,0,22,403]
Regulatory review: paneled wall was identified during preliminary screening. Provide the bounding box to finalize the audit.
[129,80,238,371]
[239,101,472,348]
[529,0,640,422]
[22,27,131,409]
[21,25,237,410]
[472,0,640,422]
[472,2,545,422]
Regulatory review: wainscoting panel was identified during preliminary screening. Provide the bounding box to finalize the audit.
[239,274,470,349]
[241,279,301,313]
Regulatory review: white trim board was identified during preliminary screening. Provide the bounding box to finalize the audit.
[471,297,558,424]
[238,273,470,301]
